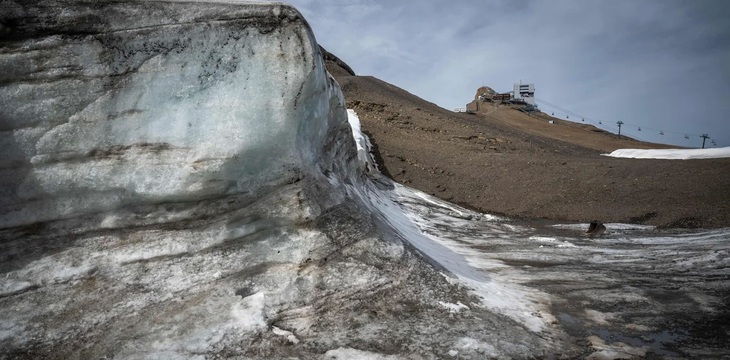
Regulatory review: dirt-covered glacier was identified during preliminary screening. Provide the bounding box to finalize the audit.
[1,1,728,359]
[0,1,564,358]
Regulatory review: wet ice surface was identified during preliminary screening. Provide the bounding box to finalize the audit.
[384,184,730,358]
[1,174,728,358]
[2,1,729,358]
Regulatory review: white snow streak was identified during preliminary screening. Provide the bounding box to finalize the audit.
[347,109,379,173]
[603,146,730,159]
[324,347,400,359]
[438,301,469,313]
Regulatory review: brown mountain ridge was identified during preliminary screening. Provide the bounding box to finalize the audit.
[323,51,730,228]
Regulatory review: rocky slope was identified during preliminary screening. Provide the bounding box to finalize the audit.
[325,62,730,228]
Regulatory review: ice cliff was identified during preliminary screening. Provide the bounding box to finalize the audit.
[0,1,561,358]
[0,0,354,228]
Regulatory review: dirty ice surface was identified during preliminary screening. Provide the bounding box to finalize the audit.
[348,111,549,331]
[349,111,730,357]
[2,0,728,356]
[604,146,730,159]
[384,184,730,357]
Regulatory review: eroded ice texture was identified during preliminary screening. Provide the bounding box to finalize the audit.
[0,0,350,228]
[5,2,723,359]
[0,1,563,358]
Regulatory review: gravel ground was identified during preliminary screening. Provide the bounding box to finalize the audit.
[327,61,730,229]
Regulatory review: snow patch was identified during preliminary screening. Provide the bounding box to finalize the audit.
[0,280,34,297]
[456,277,550,333]
[438,301,469,313]
[529,236,557,243]
[347,109,379,174]
[584,309,616,325]
[603,146,730,160]
[454,337,498,356]
[324,347,400,359]
[12,255,95,287]
[358,182,553,333]
[230,292,266,331]
[271,326,299,344]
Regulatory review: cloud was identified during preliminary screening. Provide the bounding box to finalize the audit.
[285,0,730,147]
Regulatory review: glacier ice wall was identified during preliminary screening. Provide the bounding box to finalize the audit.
[0,0,353,228]
[0,1,564,358]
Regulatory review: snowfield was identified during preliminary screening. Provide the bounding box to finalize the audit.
[604,146,730,159]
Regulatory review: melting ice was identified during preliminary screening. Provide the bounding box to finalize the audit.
[1,1,728,359]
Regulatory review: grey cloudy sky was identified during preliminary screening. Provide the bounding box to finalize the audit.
[285,0,730,148]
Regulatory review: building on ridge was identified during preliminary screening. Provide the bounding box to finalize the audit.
[513,82,535,105]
